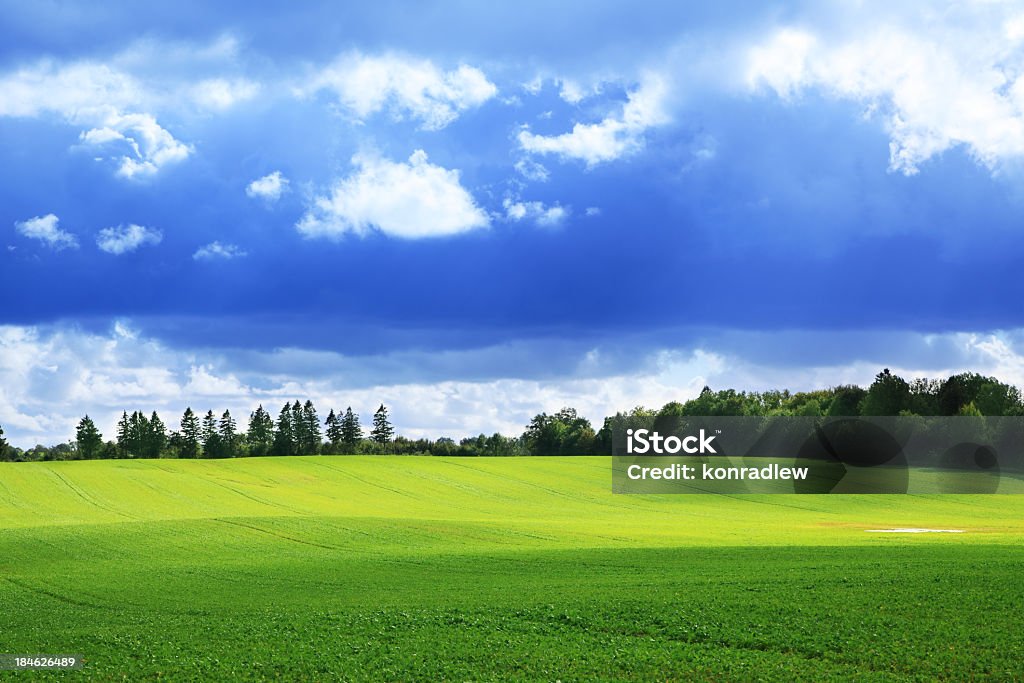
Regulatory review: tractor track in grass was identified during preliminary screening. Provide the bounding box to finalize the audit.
[441,459,643,512]
[210,518,451,568]
[303,459,426,501]
[47,469,139,521]
[213,517,338,550]
[0,476,29,512]
[203,477,308,515]
[5,577,115,610]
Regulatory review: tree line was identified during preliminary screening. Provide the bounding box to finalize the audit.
[1,369,1023,462]
[55,402,397,461]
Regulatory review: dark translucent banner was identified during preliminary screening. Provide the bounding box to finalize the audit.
[612,416,1024,494]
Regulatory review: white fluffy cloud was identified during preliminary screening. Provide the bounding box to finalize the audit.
[746,17,1024,175]
[0,60,194,178]
[193,241,246,260]
[305,52,497,130]
[96,224,163,254]
[518,75,670,166]
[297,150,489,239]
[14,214,78,250]
[503,198,569,227]
[245,171,289,201]
[79,110,192,178]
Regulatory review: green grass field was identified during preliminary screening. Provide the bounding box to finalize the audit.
[1,456,1022,681]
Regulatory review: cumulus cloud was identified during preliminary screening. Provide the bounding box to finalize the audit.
[305,52,497,130]
[518,75,670,166]
[78,111,192,178]
[14,214,78,250]
[297,150,489,239]
[746,19,1024,174]
[96,224,162,254]
[245,171,289,201]
[0,60,193,178]
[502,198,569,227]
[193,241,246,260]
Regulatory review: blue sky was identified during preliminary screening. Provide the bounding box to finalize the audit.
[3,1,1024,446]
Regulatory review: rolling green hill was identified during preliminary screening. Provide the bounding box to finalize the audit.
[1,456,1022,680]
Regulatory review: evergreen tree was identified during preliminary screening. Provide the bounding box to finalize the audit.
[302,400,321,454]
[180,407,201,458]
[201,410,223,458]
[147,411,167,459]
[0,423,8,461]
[166,431,183,458]
[290,401,309,454]
[340,407,362,452]
[116,411,131,458]
[370,404,394,448]
[272,402,295,456]
[219,410,238,457]
[324,409,342,452]
[75,415,103,460]
[127,411,149,457]
[247,405,274,457]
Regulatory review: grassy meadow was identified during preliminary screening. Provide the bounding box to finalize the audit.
[1,456,1022,680]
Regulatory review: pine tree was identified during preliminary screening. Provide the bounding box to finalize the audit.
[147,411,167,459]
[75,415,103,460]
[371,404,394,447]
[302,400,321,454]
[201,410,222,458]
[324,409,342,453]
[116,411,131,458]
[219,410,238,457]
[272,402,295,456]
[127,411,149,458]
[290,401,308,454]
[247,405,274,457]
[180,407,201,458]
[340,407,362,452]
